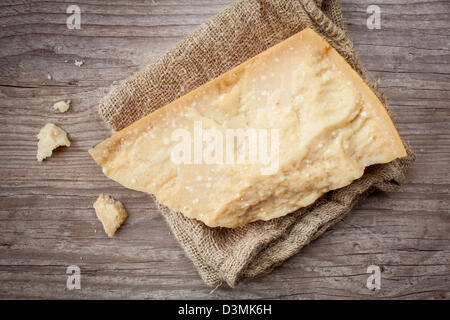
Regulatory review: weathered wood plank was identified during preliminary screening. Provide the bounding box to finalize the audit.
[0,0,449,299]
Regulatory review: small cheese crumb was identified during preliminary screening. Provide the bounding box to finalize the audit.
[53,100,71,113]
[74,59,84,67]
[36,123,70,162]
[93,195,128,237]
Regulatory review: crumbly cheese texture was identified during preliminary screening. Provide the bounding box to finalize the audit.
[36,123,71,162]
[89,28,407,228]
[53,100,71,112]
[93,195,128,237]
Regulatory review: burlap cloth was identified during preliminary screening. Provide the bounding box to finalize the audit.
[98,0,415,287]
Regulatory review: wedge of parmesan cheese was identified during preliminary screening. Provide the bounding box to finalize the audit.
[93,195,128,237]
[37,123,70,162]
[89,28,407,228]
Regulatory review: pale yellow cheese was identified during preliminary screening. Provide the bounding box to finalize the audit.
[93,194,128,237]
[89,28,407,228]
[53,100,71,112]
[36,123,70,162]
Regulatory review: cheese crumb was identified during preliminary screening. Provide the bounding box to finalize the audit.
[53,100,71,113]
[36,123,70,162]
[93,195,128,237]
[74,59,84,67]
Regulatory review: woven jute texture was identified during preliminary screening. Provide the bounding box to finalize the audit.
[98,0,415,287]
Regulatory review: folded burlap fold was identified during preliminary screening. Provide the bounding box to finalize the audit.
[98,0,414,287]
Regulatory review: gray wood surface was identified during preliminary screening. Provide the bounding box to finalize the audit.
[0,0,449,299]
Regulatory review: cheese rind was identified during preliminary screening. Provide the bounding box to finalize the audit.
[89,28,407,228]
[93,195,128,237]
[36,123,71,162]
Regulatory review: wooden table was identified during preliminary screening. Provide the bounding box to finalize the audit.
[0,0,449,299]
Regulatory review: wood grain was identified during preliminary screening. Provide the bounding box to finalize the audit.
[0,0,449,299]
